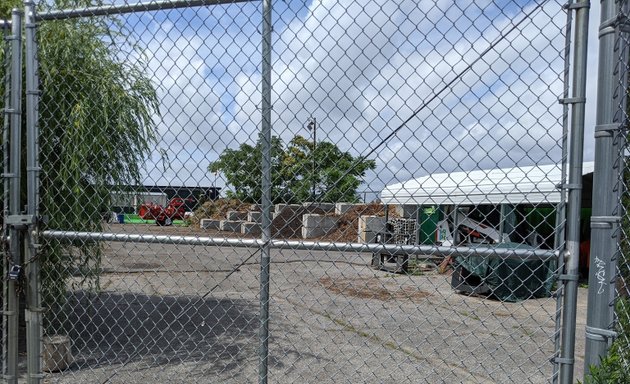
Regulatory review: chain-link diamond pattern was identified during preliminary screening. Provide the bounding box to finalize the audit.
[0,0,597,382]
[609,0,630,381]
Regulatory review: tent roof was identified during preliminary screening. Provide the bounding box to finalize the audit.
[380,162,595,206]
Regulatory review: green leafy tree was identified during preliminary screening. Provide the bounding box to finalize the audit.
[1,1,158,326]
[208,136,286,202]
[209,135,376,204]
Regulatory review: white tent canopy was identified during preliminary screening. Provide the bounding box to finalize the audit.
[380,162,595,206]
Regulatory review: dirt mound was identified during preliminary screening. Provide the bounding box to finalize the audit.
[190,199,401,243]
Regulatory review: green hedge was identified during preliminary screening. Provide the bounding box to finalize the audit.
[583,299,630,383]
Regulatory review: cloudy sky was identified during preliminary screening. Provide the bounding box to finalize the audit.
[114,0,601,201]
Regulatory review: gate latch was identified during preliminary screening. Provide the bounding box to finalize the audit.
[5,215,36,229]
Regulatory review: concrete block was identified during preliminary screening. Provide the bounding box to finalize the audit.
[275,204,301,214]
[302,202,335,213]
[220,220,242,232]
[358,215,387,234]
[247,211,262,223]
[43,335,72,372]
[302,214,337,229]
[395,204,419,218]
[200,219,221,230]
[302,214,337,239]
[226,210,248,221]
[302,226,328,238]
[358,216,390,243]
[358,231,378,244]
[241,222,261,236]
[335,203,356,215]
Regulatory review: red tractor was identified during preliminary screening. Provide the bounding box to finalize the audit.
[138,197,192,226]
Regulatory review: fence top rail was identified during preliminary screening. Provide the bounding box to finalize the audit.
[41,229,559,260]
[36,0,255,21]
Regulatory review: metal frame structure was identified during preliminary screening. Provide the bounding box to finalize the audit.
[0,17,10,384]
[583,0,628,375]
[24,2,43,382]
[3,9,23,384]
[558,1,591,383]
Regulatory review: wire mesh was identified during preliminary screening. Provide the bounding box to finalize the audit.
[0,0,595,382]
[599,0,630,381]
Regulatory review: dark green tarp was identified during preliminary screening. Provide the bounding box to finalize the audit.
[455,243,556,302]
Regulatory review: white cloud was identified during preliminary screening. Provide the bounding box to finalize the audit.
[125,0,600,196]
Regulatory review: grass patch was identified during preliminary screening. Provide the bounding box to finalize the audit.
[118,214,186,226]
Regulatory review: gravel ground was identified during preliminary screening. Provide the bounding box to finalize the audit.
[37,223,587,383]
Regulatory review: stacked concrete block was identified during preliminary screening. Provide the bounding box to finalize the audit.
[226,210,248,221]
[395,205,419,218]
[241,222,262,236]
[274,203,301,214]
[274,204,302,214]
[358,215,387,243]
[247,211,262,223]
[335,202,356,215]
[220,220,242,232]
[273,204,302,220]
[200,219,221,230]
[302,214,338,239]
[269,203,340,239]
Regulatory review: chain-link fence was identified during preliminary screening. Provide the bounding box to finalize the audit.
[0,0,612,383]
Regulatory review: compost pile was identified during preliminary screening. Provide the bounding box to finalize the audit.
[190,199,401,243]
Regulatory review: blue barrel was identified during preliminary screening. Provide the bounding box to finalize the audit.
[117,214,125,224]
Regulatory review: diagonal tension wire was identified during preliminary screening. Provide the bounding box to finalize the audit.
[273,0,552,239]
[356,0,551,168]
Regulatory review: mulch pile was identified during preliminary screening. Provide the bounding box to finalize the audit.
[190,199,401,242]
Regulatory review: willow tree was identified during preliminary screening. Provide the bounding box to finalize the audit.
[1,2,158,315]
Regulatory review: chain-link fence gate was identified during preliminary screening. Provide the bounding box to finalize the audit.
[0,0,610,383]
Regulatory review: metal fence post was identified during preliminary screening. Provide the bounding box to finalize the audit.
[583,0,625,375]
[24,1,43,382]
[4,9,22,384]
[1,17,12,384]
[258,0,273,381]
[559,1,590,383]
[552,3,574,381]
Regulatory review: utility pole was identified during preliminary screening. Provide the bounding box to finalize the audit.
[307,117,316,201]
